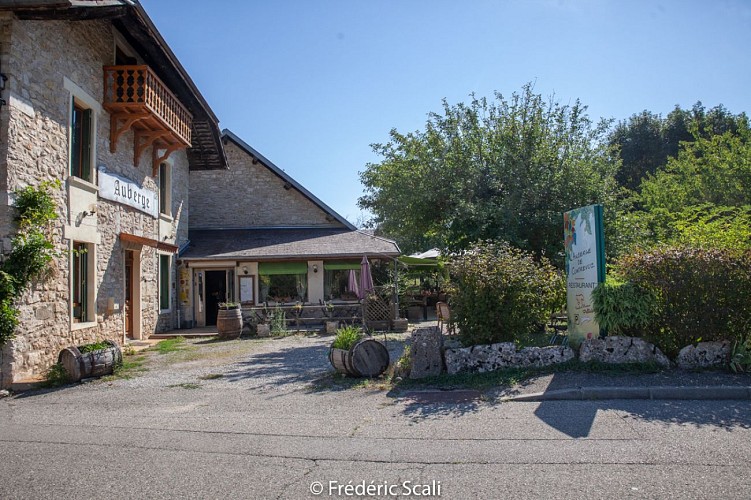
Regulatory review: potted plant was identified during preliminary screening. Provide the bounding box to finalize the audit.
[217,302,242,339]
[329,326,363,376]
[58,339,122,382]
[328,325,390,377]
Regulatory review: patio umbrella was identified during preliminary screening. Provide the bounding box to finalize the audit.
[347,269,359,297]
[359,255,374,300]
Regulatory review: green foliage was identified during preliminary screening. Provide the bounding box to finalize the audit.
[358,83,618,261]
[609,103,750,192]
[153,336,187,354]
[0,181,60,344]
[618,247,751,356]
[44,362,70,387]
[331,325,362,350]
[730,334,751,373]
[78,341,112,354]
[449,241,565,346]
[639,132,751,214]
[592,278,657,336]
[269,306,287,336]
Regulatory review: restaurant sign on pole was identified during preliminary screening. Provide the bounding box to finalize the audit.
[98,166,159,218]
[563,204,606,347]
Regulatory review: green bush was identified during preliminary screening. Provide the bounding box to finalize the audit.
[618,246,751,356]
[331,325,362,350]
[592,278,657,336]
[449,241,565,345]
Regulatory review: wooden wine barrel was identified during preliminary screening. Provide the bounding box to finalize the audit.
[350,338,389,377]
[58,340,122,382]
[329,347,359,376]
[217,308,243,339]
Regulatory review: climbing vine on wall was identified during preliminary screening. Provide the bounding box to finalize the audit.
[0,180,60,344]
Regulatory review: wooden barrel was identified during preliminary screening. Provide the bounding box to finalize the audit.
[58,340,122,382]
[329,347,359,376]
[217,308,243,339]
[350,338,389,377]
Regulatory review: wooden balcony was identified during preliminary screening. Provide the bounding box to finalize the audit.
[103,65,192,175]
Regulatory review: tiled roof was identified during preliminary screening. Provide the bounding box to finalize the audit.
[182,228,401,261]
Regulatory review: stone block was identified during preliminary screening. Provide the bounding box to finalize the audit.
[676,341,731,370]
[409,327,444,379]
[579,336,670,367]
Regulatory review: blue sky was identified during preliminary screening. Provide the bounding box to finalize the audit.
[140,0,751,225]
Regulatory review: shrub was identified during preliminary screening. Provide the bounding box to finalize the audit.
[331,325,362,350]
[618,246,751,356]
[449,241,565,345]
[592,278,658,336]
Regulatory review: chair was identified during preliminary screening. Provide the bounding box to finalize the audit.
[436,302,455,335]
[547,312,568,346]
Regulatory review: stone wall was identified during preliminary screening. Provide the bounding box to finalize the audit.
[444,343,575,375]
[189,140,342,229]
[0,17,190,386]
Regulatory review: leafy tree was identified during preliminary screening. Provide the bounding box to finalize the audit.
[359,84,618,262]
[609,102,750,193]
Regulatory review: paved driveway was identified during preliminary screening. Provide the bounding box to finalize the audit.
[1,334,751,499]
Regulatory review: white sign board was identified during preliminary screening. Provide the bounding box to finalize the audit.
[98,166,158,218]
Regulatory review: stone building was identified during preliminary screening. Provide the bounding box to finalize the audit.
[183,130,400,327]
[0,1,226,387]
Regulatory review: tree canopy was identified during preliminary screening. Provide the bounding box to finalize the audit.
[358,84,618,263]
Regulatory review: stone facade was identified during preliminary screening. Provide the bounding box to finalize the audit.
[189,140,341,229]
[0,16,189,386]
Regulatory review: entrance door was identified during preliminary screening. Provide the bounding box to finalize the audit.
[124,251,134,338]
[204,270,227,326]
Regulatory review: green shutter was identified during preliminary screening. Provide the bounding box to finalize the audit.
[159,255,170,310]
[323,261,360,271]
[79,244,88,321]
[80,108,92,181]
[258,262,308,275]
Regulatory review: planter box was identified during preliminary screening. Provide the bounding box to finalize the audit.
[59,340,122,382]
[392,318,408,332]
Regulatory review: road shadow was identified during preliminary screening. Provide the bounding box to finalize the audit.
[532,371,751,438]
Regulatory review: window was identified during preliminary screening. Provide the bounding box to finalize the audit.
[159,162,171,216]
[324,269,360,301]
[257,262,308,303]
[72,242,90,322]
[159,254,170,310]
[70,101,93,181]
[259,274,307,303]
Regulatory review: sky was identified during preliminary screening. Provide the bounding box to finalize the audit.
[139,0,751,226]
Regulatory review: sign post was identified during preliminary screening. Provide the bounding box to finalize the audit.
[563,204,606,346]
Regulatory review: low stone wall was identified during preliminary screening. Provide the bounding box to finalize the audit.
[444,343,575,375]
[579,336,670,368]
[409,333,734,379]
[676,341,731,369]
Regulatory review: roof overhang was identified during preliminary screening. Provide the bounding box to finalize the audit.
[4,0,228,171]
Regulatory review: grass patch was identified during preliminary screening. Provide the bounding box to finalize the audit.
[101,354,148,382]
[198,373,224,380]
[42,362,70,388]
[168,382,201,389]
[152,336,189,354]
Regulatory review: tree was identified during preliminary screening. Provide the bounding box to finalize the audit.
[358,84,618,263]
[609,102,750,193]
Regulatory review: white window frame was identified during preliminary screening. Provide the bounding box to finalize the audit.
[71,241,97,330]
[64,77,100,186]
[158,161,172,218]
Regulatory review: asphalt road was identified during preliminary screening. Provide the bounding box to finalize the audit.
[1,335,750,499]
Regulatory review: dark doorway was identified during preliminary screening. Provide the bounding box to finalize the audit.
[205,270,226,326]
[124,251,134,338]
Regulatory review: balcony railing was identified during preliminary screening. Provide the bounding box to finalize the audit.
[103,65,192,170]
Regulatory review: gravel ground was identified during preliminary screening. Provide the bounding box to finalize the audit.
[94,332,751,400]
[106,332,409,394]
